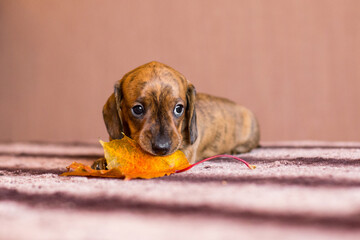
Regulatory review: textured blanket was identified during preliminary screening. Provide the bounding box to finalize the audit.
[1,141,360,240]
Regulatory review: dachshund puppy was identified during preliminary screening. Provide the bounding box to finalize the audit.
[93,61,259,169]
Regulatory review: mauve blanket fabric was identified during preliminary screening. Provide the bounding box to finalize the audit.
[1,141,360,240]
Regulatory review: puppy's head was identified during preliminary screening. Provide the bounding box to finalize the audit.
[103,61,197,156]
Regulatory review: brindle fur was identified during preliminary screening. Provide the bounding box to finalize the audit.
[99,61,260,165]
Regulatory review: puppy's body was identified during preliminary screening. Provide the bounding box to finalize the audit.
[182,93,259,163]
[100,61,259,166]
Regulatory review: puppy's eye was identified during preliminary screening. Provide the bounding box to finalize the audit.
[174,104,184,117]
[131,104,145,118]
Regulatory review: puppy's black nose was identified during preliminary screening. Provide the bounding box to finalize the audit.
[152,135,171,156]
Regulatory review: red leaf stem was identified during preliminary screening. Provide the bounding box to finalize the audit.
[175,154,255,173]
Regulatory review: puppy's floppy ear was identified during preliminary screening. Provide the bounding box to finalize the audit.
[186,83,198,144]
[102,82,124,139]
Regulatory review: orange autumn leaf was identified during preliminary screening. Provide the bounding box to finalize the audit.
[61,162,126,178]
[61,134,255,180]
[61,134,190,180]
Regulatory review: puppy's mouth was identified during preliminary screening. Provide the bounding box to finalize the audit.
[139,146,175,157]
[139,140,177,157]
[151,132,184,156]
[137,132,180,157]
[151,145,171,156]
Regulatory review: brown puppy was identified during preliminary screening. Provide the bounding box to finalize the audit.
[99,61,259,166]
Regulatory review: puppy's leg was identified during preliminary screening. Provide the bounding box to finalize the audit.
[91,158,108,170]
[231,143,256,154]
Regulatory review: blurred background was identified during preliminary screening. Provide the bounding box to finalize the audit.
[1,0,359,143]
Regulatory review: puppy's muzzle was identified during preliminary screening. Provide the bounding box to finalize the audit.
[151,134,172,156]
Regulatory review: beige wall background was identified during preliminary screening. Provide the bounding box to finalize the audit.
[1,0,359,143]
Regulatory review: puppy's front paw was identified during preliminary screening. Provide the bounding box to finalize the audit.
[91,158,108,170]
